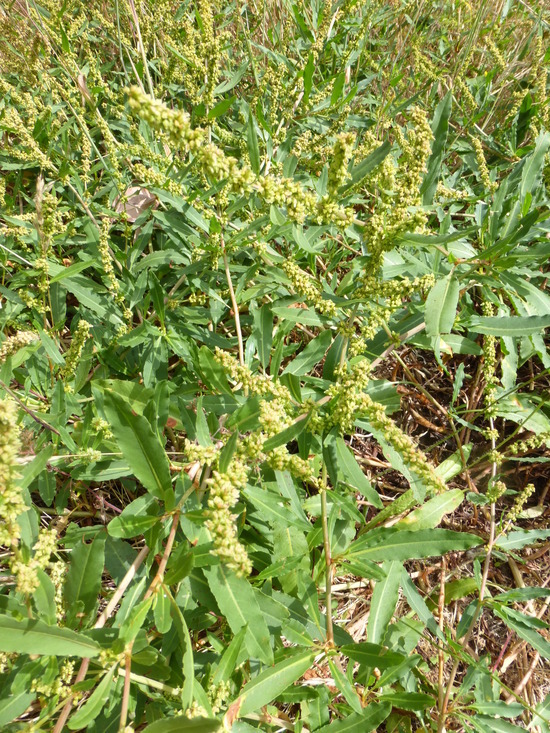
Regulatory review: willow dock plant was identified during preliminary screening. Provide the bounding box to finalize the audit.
[1,0,550,731]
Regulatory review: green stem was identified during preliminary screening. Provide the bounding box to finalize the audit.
[320,461,334,647]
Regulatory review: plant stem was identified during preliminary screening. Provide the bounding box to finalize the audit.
[320,461,334,647]
[222,236,245,367]
[437,416,498,732]
[118,512,180,731]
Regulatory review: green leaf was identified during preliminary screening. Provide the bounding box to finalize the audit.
[208,95,236,120]
[341,141,392,193]
[425,274,460,340]
[102,389,172,501]
[378,692,434,711]
[169,598,194,709]
[401,568,445,639]
[331,71,346,106]
[303,53,314,103]
[316,702,391,732]
[153,588,172,634]
[328,658,362,714]
[33,568,57,625]
[345,528,482,562]
[238,649,317,716]
[108,495,160,538]
[143,718,222,733]
[395,490,464,530]
[493,587,550,603]
[495,529,550,551]
[340,642,406,669]
[421,90,452,204]
[367,561,402,644]
[64,535,106,614]
[272,306,326,326]
[470,715,532,733]
[211,626,247,686]
[467,315,550,336]
[0,689,35,727]
[247,113,260,174]
[469,702,525,718]
[218,431,239,474]
[282,330,332,376]
[272,523,310,594]
[68,665,116,729]
[253,304,273,369]
[493,606,550,659]
[203,565,273,664]
[263,415,309,452]
[0,615,100,657]
[199,347,232,395]
[323,432,382,508]
[520,131,550,198]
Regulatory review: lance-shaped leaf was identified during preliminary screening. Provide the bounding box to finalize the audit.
[345,527,482,562]
[0,615,100,657]
[102,389,172,501]
[204,565,273,665]
[237,648,317,716]
[367,561,402,645]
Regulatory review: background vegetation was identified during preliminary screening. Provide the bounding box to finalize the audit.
[1,0,550,731]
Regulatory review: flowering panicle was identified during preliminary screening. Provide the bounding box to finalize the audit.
[508,431,550,455]
[0,331,38,363]
[470,136,498,193]
[127,88,355,228]
[358,393,447,496]
[481,301,500,419]
[204,460,252,577]
[214,348,292,403]
[12,528,57,595]
[354,274,435,339]
[282,260,337,317]
[327,133,355,195]
[0,400,25,546]
[359,108,434,273]
[324,363,445,495]
[61,320,91,381]
[504,483,536,526]
[326,361,371,435]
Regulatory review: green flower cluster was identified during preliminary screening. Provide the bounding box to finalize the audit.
[470,136,498,193]
[481,301,499,419]
[504,483,536,525]
[486,479,507,503]
[204,459,251,577]
[0,400,25,546]
[61,319,91,381]
[0,331,38,363]
[326,361,371,435]
[360,108,433,273]
[358,393,447,496]
[12,528,57,595]
[355,274,435,339]
[282,260,337,317]
[327,133,355,195]
[508,431,550,455]
[128,88,355,228]
[214,348,292,402]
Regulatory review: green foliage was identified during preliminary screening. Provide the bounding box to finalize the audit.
[1,0,550,731]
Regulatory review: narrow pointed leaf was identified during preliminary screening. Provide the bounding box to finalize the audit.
[0,615,100,657]
[238,649,316,715]
[317,701,391,732]
[204,565,273,664]
[102,389,172,500]
[367,561,402,644]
